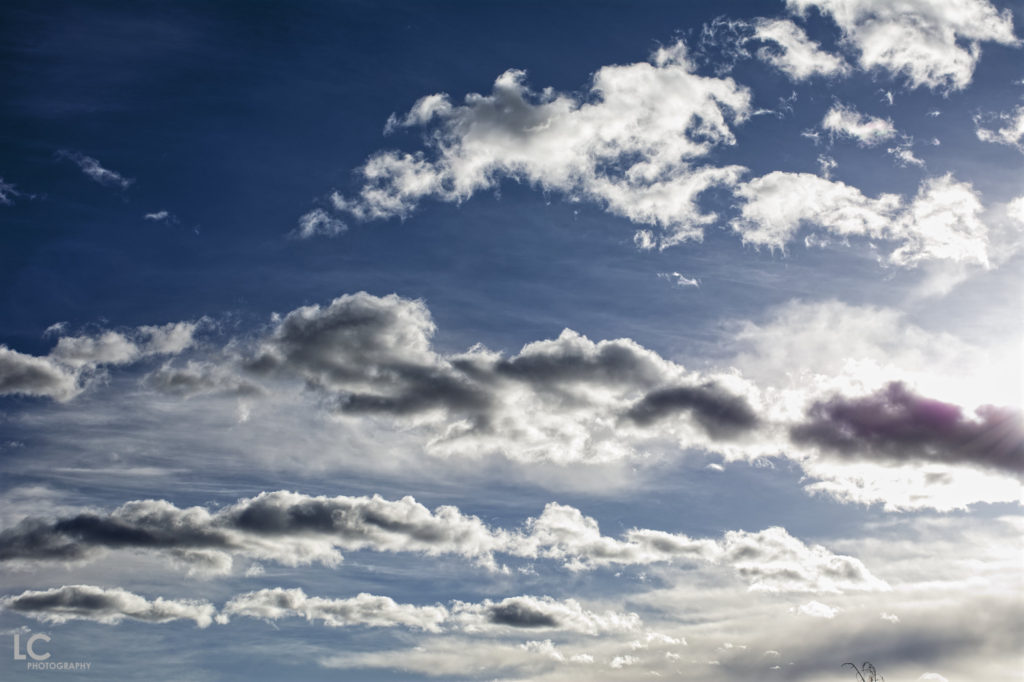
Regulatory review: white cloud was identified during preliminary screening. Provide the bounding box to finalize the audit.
[732,172,991,269]
[794,600,839,618]
[0,321,201,401]
[333,41,751,248]
[1,585,215,627]
[222,588,448,631]
[294,208,346,239]
[975,104,1024,152]
[0,491,887,592]
[752,18,850,79]
[822,103,897,145]
[787,0,1019,90]
[888,142,925,167]
[143,210,171,222]
[657,272,700,288]
[57,151,134,189]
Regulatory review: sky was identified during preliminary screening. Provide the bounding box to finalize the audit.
[0,1,1022,680]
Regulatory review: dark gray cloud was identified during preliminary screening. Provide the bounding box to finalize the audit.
[1,585,215,627]
[0,347,79,401]
[487,599,560,628]
[625,383,760,438]
[791,382,1023,474]
[0,491,504,573]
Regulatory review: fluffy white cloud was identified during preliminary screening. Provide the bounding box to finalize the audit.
[332,41,751,247]
[822,103,897,145]
[1,585,215,627]
[975,104,1024,152]
[752,18,850,79]
[222,588,447,631]
[732,172,991,268]
[0,491,887,592]
[786,0,1019,90]
[0,321,200,402]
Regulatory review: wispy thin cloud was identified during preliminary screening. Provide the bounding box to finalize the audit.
[57,150,134,189]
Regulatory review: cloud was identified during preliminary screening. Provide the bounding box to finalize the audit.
[624,383,760,438]
[732,172,991,269]
[222,588,448,631]
[786,0,1019,90]
[331,41,751,248]
[794,600,840,618]
[0,321,201,401]
[792,382,1023,474]
[887,142,925,167]
[733,299,1023,509]
[0,491,886,592]
[0,347,80,401]
[1,585,215,627]
[145,360,264,398]
[451,595,641,635]
[237,291,758,463]
[657,272,700,288]
[57,151,134,189]
[517,503,887,592]
[751,18,850,79]
[975,104,1024,152]
[0,177,22,205]
[822,103,897,146]
[0,490,508,573]
[294,208,346,238]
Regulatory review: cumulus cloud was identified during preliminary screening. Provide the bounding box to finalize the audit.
[786,0,1019,91]
[1,585,215,627]
[56,151,134,189]
[0,490,508,573]
[0,491,886,592]
[792,382,1023,474]
[222,588,448,631]
[822,103,897,146]
[331,41,751,248]
[732,172,991,269]
[751,18,850,79]
[975,104,1024,152]
[235,291,759,463]
[453,595,640,635]
[0,321,201,401]
[294,208,346,238]
[0,347,80,401]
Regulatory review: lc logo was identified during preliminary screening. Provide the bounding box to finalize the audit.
[13,632,51,661]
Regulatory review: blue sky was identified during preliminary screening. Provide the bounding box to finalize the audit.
[1,1,1022,680]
